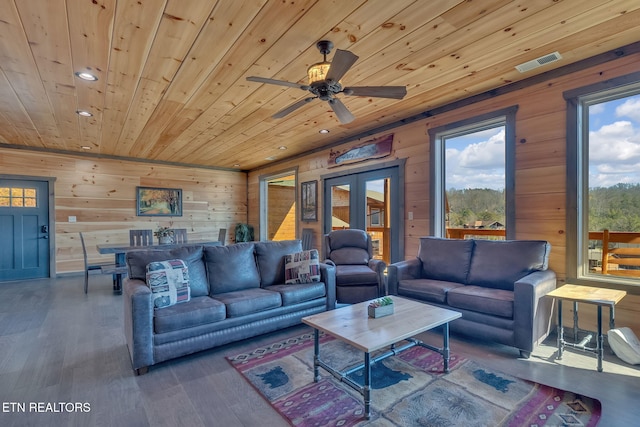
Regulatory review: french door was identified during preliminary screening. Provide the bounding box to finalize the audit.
[0,178,51,281]
[323,166,402,264]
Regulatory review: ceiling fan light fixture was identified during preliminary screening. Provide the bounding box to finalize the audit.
[307,61,331,84]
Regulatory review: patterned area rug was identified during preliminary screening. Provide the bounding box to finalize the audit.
[227,332,601,426]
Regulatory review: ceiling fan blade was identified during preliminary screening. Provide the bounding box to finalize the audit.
[325,49,359,83]
[247,76,307,89]
[343,86,407,99]
[272,97,316,119]
[328,98,355,124]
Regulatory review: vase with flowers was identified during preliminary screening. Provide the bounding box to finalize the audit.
[154,226,175,244]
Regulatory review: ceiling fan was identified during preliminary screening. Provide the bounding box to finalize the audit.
[246,40,407,124]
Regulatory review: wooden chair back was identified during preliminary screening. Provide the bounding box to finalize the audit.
[301,228,314,250]
[129,229,153,246]
[172,228,188,243]
[601,229,640,277]
[218,228,227,245]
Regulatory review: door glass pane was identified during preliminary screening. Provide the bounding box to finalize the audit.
[587,93,640,279]
[330,184,350,230]
[266,174,295,241]
[366,178,389,263]
[444,126,506,240]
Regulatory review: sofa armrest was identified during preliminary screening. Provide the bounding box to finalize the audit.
[319,262,337,310]
[514,269,557,354]
[123,278,154,373]
[369,259,387,295]
[386,258,422,295]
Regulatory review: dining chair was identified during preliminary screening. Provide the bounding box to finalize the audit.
[173,228,188,243]
[129,229,153,246]
[218,228,227,245]
[80,232,125,294]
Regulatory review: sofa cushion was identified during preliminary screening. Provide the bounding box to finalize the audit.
[447,285,514,318]
[285,249,321,284]
[204,243,260,294]
[146,259,191,309]
[335,265,378,286]
[418,237,474,284]
[397,278,465,304]
[153,296,226,334]
[607,327,640,365]
[126,246,209,297]
[466,240,550,290]
[265,283,326,306]
[212,288,282,317]
[254,240,302,286]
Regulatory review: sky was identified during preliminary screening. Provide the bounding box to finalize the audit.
[443,93,640,190]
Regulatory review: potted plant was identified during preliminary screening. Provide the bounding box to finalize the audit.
[154,226,175,244]
[368,296,394,318]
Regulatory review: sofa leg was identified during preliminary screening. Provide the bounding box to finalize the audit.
[519,350,531,359]
[135,366,149,376]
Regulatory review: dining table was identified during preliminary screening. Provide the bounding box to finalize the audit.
[97,239,222,294]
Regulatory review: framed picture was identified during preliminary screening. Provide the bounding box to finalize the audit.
[136,186,182,216]
[301,180,318,222]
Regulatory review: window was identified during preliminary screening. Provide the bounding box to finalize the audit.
[0,187,37,207]
[429,107,517,239]
[566,74,640,285]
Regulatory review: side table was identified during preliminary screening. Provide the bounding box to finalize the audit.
[547,284,626,372]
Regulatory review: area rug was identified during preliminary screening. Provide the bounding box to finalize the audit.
[227,331,601,426]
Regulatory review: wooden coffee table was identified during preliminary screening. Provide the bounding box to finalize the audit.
[302,296,462,419]
[547,284,626,372]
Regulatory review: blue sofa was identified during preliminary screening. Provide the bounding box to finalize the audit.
[387,237,556,357]
[123,240,336,374]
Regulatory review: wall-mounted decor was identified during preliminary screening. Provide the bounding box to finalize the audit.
[136,187,182,216]
[328,133,393,168]
[301,180,318,222]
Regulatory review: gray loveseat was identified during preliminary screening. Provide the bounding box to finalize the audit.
[387,237,556,358]
[123,240,336,374]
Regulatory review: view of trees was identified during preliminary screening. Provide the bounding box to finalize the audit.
[589,183,640,232]
[446,188,505,228]
[445,183,640,232]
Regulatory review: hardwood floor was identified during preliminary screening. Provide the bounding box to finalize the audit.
[1,275,639,426]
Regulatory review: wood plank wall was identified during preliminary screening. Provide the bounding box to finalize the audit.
[248,50,640,333]
[0,150,246,274]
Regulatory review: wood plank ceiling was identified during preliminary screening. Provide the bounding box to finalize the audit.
[0,0,638,171]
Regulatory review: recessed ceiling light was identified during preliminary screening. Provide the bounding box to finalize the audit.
[233,163,240,168]
[76,110,93,117]
[81,146,91,150]
[265,156,277,161]
[278,146,287,150]
[75,71,98,81]
[319,129,330,134]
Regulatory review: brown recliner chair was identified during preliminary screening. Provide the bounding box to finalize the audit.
[323,229,386,304]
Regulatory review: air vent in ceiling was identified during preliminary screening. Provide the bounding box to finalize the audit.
[515,51,562,73]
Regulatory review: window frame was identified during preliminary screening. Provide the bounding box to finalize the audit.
[565,72,640,288]
[428,106,518,239]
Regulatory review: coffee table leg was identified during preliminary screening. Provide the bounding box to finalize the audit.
[443,322,451,373]
[364,352,371,419]
[313,328,320,382]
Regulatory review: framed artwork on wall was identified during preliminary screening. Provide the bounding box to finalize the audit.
[301,180,318,222]
[136,186,182,216]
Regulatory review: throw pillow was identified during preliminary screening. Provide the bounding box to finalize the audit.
[146,259,190,309]
[285,249,321,284]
